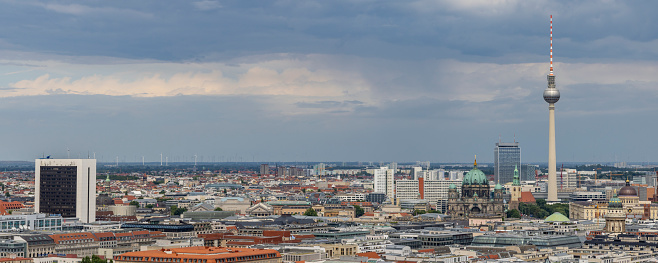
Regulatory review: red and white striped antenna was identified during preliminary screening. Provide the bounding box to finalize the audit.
[549,15,554,75]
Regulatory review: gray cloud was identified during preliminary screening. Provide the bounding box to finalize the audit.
[0,1,655,163]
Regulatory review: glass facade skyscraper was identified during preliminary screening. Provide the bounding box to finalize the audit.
[494,142,521,184]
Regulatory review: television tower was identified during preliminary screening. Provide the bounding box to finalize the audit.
[544,15,560,202]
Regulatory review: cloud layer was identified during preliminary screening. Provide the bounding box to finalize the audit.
[0,0,656,162]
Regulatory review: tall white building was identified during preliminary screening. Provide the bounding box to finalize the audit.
[411,167,423,180]
[395,179,462,208]
[35,159,96,223]
[373,167,394,201]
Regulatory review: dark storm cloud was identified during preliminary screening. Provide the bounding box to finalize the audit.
[1,1,657,62]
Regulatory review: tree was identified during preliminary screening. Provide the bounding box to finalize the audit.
[145,204,154,209]
[171,206,187,216]
[82,255,112,263]
[303,208,318,216]
[507,209,521,218]
[214,207,223,211]
[413,210,427,216]
[353,205,365,217]
[129,201,140,207]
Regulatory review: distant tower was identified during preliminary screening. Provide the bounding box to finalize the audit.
[509,165,522,210]
[544,15,561,202]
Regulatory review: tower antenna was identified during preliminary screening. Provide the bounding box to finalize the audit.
[549,14,553,75]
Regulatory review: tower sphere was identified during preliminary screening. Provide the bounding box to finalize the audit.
[543,88,560,103]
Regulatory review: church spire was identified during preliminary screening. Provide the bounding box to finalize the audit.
[474,155,477,167]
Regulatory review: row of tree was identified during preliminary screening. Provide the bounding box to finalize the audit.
[516,199,569,219]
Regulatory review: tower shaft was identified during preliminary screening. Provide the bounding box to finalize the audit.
[547,103,558,201]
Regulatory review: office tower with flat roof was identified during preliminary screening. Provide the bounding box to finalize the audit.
[35,159,96,223]
[373,167,394,201]
[259,164,269,175]
[494,142,521,184]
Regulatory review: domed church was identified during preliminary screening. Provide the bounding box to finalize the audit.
[447,157,505,219]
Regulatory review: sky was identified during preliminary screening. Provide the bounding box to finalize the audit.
[0,0,657,163]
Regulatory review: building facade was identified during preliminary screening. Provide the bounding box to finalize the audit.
[373,167,394,201]
[494,142,520,184]
[447,159,505,219]
[114,246,282,263]
[35,159,96,223]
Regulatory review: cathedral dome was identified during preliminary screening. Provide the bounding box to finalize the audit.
[449,183,457,189]
[618,180,637,197]
[464,168,488,185]
[494,183,503,190]
[462,156,488,185]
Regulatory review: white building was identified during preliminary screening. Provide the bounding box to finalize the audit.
[35,159,96,223]
[335,194,366,202]
[395,179,462,208]
[373,167,394,201]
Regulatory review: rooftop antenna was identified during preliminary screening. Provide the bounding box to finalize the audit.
[93,152,96,159]
[549,14,554,76]
[67,147,70,159]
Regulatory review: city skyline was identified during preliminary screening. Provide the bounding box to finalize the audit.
[1,1,657,163]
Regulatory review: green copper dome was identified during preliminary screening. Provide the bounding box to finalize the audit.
[494,183,503,190]
[544,212,570,222]
[463,157,488,185]
[609,195,623,208]
[449,183,457,189]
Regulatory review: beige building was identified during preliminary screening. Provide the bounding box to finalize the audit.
[311,243,358,259]
[267,201,311,215]
[216,197,252,214]
[570,180,658,220]
[246,203,274,217]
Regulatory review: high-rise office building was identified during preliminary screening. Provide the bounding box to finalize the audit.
[35,159,96,223]
[494,142,521,184]
[373,167,394,201]
[411,167,423,180]
[259,164,269,175]
[521,164,539,181]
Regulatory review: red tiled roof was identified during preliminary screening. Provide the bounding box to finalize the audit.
[356,252,380,259]
[519,192,536,203]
